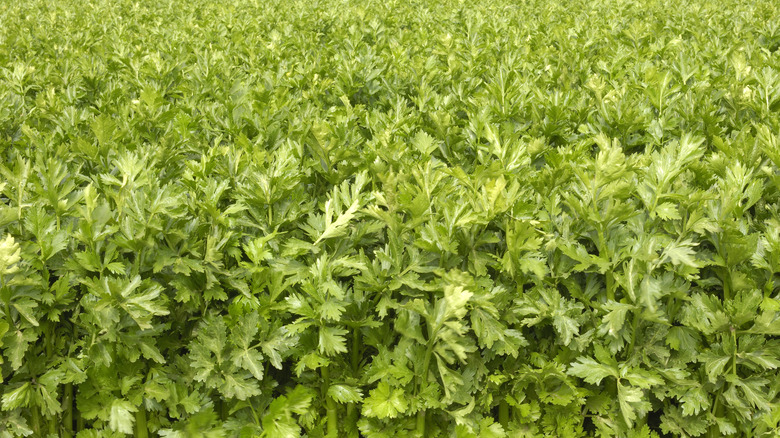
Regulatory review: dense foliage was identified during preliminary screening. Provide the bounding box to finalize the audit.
[2,0,780,436]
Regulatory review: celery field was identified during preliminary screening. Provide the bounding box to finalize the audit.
[2,0,780,436]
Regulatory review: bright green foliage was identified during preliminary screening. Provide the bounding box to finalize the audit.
[1,0,780,436]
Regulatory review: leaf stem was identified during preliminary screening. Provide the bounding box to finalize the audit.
[708,384,725,438]
[498,399,509,427]
[218,397,228,421]
[1,276,15,329]
[731,327,738,376]
[351,325,361,373]
[321,366,338,437]
[346,324,361,436]
[416,408,427,438]
[76,407,84,432]
[62,383,73,437]
[416,336,436,438]
[136,405,149,438]
[31,406,42,436]
[597,226,614,301]
[720,267,732,302]
[628,309,641,356]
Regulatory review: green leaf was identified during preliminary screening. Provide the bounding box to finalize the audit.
[318,326,348,356]
[362,382,408,419]
[443,284,472,320]
[88,276,169,330]
[109,399,137,434]
[477,417,506,438]
[660,405,710,436]
[0,410,33,437]
[599,301,632,338]
[733,378,771,411]
[470,308,504,349]
[221,374,261,400]
[231,312,264,379]
[1,383,31,411]
[518,255,549,279]
[655,202,681,220]
[327,384,363,404]
[680,386,709,416]
[5,328,36,370]
[412,130,438,156]
[261,328,297,370]
[517,288,583,345]
[11,300,38,327]
[662,240,700,268]
[311,172,369,246]
[568,356,616,385]
[313,197,361,245]
[682,294,729,335]
[666,326,699,353]
[0,235,21,276]
[617,383,646,428]
[232,347,264,381]
[698,349,731,382]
